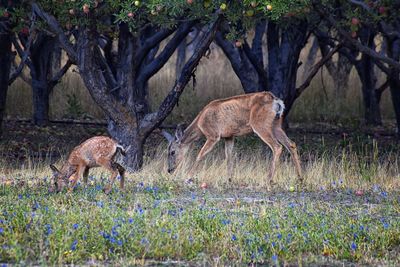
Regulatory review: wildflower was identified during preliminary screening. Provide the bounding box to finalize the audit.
[272,254,278,262]
[128,218,134,224]
[221,219,231,225]
[71,240,78,251]
[117,240,123,246]
[72,223,79,230]
[18,194,23,200]
[383,222,389,229]
[351,242,357,250]
[97,201,104,208]
[45,224,52,235]
[277,233,282,239]
[231,234,237,241]
[381,191,388,198]
[0,227,4,234]
[140,238,149,245]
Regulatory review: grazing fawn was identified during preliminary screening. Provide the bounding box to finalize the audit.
[50,136,126,194]
[162,91,302,189]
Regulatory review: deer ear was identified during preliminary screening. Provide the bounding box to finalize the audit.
[161,130,174,143]
[175,123,186,142]
[50,164,60,174]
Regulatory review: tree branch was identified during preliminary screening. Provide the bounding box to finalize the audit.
[139,20,196,83]
[296,44,342,98]
[48,59,72,90]
[9,33,34,85]
[314,4,400,70]
[31,2,77,63]
[242,40,268,88]
[141,14,223,133]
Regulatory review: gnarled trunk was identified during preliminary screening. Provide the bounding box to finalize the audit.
[0,33,12,137]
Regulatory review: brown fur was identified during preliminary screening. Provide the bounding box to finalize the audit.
[165,92,302,189]
[50,136,125,194]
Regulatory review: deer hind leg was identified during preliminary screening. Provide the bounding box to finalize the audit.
[188,138,219,177]
[252,126,282,190]
[224,137,234,182]
[273,126,303,182]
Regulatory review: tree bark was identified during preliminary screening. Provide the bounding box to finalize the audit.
[387,38,400,136]
[355,28,381,125]
[0,33,12,137]
[30,34,57,126]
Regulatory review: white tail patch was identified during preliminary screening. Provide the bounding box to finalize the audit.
[272,99,285,118]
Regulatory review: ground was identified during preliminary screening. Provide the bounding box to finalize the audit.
[0,120,399,265]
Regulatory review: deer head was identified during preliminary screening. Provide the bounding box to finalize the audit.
[162,124,186,173]
[49,164,73,192]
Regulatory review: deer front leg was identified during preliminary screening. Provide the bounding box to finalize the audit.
[252,127,282,190]
[273,126,303,183]
[82,167,90,185]
[68,164,86,193]
[224,137,234,182]
[187,138,219,178]
[101,160,120,194]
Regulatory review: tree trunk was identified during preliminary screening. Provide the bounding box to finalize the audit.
[267,22,308,114]
[0,33,12,137]
[30,34,57,126]
[355,28,381,125]
[176,37,186,76]
[387,38,400,136]
[355,58,381,125]
[107,121,144,172]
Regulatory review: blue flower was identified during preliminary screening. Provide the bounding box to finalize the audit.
[44,224,52,235]
[221,219,231,225]
[71,240,78,251]
[72,223,79,230]
[383,222,389,229]
[128,218,134,224]
[351,242,357,250]
[231,234,237,241]
[272,254,278,262]
[140,238,149,245]
[18,194,23,200]
[117,240,123,246]
[277,233,282,239]
[0,227,4,234]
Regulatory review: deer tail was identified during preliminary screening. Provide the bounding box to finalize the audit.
[272,98,285,119]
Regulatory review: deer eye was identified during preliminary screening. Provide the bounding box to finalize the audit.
[171,151,175,156]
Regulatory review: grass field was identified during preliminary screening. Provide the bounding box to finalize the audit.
[1,123,400,265]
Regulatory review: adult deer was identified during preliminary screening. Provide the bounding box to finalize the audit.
[50,136,126,194]
[162,91,302,189]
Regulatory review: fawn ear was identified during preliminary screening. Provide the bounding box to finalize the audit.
[161,130,174,143]
[50,164,60,174]
[175,123,186,142]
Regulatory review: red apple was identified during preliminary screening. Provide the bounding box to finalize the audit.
[200,182,208,189]
[187,0,193,4]
[20,27,29,35]
[250,1,257,8]
[69,9,75,15]
[235,40,242,47]
[3,11,10,18]
[355,190,363,196]
[83,4,90,14]
[378,6,386,15]
[351,31,357,38]
[351,17,359,25]
[128,12,134,18]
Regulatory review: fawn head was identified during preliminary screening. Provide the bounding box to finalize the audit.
[162,124,186,173]
[50,164,68,192]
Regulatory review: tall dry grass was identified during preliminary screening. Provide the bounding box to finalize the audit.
[2,141,399,192]
[6,42,394,124]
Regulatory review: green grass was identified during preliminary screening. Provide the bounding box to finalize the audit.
[1,158,399,265]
